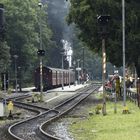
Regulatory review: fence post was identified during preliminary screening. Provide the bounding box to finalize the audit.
[137,79,140,107]
[135,92,137,105]
[129,90,131,101]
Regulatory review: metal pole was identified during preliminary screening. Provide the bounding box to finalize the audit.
[102,38,106,115]
[3,73,6,93]
[14,55,18,93]
[77,59,80,84]
[73,61,76,85]
[114,65,117,113]
[82,47,85,72]
[69,56,70,88]
[18,67,22,92]
[39,2,43,101]
[62,53,64,90]
[82,47,85,83]
[135,67,137,88]
[122,0,126,106]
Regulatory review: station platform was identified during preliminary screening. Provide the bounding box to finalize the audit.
[44,84,88,103]
[47,84,88,92]
[21,84,88,93]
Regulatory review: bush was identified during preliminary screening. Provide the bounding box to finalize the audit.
[95,104,102,114]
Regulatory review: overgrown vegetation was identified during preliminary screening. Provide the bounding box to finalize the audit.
[0,0,108,89]
[69,101,140,140]
[67,0,140,76]
[0,0,53,87]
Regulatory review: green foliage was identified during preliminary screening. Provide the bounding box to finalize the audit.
[95,104,102,114]
[0,0,53,86]
[68,0,140,76]
[71,28,103,80]
[0,41,10,73]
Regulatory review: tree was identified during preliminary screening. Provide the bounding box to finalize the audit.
[0,3,10,74]
[67,0,140,76]
[71,27,109,80]
[1,0,52,86]
[0,41,10,73]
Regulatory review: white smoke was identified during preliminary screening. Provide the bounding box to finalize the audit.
[61,39,73,67]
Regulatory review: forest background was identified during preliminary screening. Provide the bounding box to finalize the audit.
[2,0,138,88]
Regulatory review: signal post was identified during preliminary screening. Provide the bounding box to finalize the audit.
[97,15,110,115]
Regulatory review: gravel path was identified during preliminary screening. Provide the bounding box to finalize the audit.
[46,93,102,140]
[0,107,36,140]
[0,88,101,140]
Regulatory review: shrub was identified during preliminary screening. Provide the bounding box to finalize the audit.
[95,104,102,114]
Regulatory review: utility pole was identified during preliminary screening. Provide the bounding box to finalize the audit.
[13,55,18,93]
[61,50,64,90]
[122,0,126,107]
[73,61,76,85]
[77,59,80,84]
[37,2,45,102]
[82,47,85,72]
[68,55,71,88]
[0,3,5,92]
[69,63,70,88]
[18,66,22,92]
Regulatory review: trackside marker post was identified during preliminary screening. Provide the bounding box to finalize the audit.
[8,101,13,118]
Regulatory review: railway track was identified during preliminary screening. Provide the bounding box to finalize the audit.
[4,93,49,114]
[40,84,100,140]
[8,83,100,140]
[13,101,50,113]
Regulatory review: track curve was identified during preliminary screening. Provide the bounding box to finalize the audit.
[8,83,101,140]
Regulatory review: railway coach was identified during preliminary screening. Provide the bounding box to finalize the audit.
[34,66,75,91]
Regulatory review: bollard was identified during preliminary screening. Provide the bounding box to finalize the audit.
[8,101,13,119]
[2,99,6,116]
[116,77,120,98]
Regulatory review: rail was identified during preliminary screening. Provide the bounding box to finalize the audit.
[8,83,101,140]
[40,84,100,140]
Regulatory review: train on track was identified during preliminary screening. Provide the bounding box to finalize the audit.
[34,66,75,91]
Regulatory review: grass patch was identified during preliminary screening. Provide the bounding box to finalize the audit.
[94,92,103,99]
[69,101,140,140]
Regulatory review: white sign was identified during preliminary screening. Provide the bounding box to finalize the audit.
[0,102,4,116]
[114,70,118,74]
[76,67,81,71]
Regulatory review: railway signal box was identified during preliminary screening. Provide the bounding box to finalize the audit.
[37,49,45,56]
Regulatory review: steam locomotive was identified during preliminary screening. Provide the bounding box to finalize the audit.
[34,66,75,91]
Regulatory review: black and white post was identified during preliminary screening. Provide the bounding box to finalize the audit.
[97,15,110,115]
